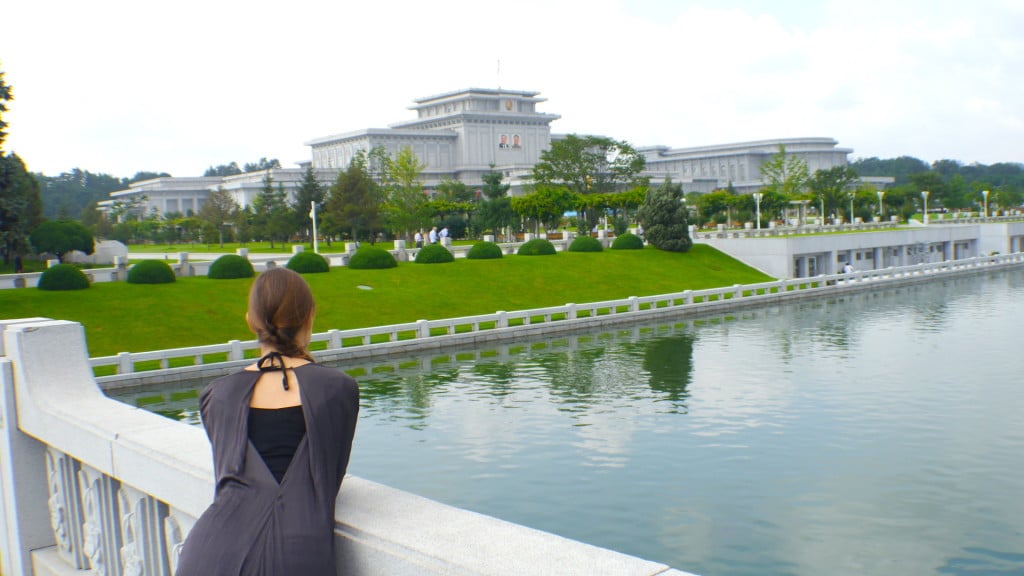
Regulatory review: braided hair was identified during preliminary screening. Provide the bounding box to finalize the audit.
[247,267,316,362]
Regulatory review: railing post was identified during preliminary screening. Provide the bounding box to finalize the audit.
[628,296,638,313]
[1,359,55,576]
[566,303,577,320]
[417,320,430,339]
[733,284,742,299]
[328,329,342,350]
[118,352,133,375]
[683,290,692,305]
[496,311,508,329]
[228,340,243,362]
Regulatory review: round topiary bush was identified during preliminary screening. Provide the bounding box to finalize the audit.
[348,246,397,269]
[37,263,90,291]
[286,251,330,274]
[415,244,455,264]
[208,254,255,279]
[466,241,503,260]
[127,260,176,284]
[611,232,645,250]
[569,235,603,252]
[517,238,557,256]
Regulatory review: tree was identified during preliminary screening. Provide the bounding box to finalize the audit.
[810,166,859,218]
[434,177,474,203]
[760,145,810,197]
[325,159,382,243]
[243,157,282,173]
[481,165,510,200]
[29,220,94,261]
[0,152,44,264]
[531,134,646,229]
[0,65,11,149]
[198,187,239,246]
[908,171,949,209]
[251,173,292,247]
[383,146,429,239]
[204,162,242,177]
[638,179,692,252]
[511,186,576,233]
[292,166,326,246]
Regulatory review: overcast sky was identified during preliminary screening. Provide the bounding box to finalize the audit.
[2,0,1022,178]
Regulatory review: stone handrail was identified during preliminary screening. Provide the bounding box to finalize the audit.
[90,253,1024,387]
[0,319,694,576]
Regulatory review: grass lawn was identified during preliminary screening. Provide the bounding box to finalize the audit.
[1,245,772,356]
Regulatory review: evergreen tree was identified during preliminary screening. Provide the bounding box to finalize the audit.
[292,166,326,245]
[638,179,692,252]
[325,160,381,243]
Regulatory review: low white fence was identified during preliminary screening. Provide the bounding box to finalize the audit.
[91,252,1024,386]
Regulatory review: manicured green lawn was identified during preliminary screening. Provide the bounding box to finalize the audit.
[1,245,772,356]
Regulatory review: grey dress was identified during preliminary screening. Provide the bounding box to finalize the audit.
[175,364,359,576]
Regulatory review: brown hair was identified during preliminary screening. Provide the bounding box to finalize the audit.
[247,267,316,361]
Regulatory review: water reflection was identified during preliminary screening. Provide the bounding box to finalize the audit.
[109,270,1024,576]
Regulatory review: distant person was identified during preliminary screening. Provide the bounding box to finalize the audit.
[429,226,438,244]
[175,267,360,576]
[843,262,855,274]
[439,226,449,241]
[414,229,423,248]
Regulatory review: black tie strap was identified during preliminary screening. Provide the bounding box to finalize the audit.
[256,351,290,390]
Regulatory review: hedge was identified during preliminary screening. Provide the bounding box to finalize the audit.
[611,232,645,250]
[127,260,176,284]
[415,244,455,264]
[286,252,330,274]
[568,236,603,252]
[466,241,503,260]
[208,254,255,279]
[37,264,90,291]
[348,246,397,269]
[517,238,557,256]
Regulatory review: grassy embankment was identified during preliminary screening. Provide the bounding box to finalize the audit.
[0,245,772,357]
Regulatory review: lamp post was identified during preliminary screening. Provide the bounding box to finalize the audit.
[753,192,763,229]
[982,189,990,218]
[309,201,319,254]
[819,197,825,226]
[877,190,885,219]
[848,192,855,224]
[921,190,930,225]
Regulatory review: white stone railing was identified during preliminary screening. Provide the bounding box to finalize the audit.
[90,252,1024,387]
[0,319,694,576]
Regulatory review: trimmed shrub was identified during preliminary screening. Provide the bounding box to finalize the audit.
[569,235,603,252]
[517,238,557,256]
[611,232,645,250]
[286,252,330,274]
[415,244,455,264]
[466,241,503,260]
[37,263,90,291]
[348,246,397,269]
[127,260,176,284]
[208,254,255,279]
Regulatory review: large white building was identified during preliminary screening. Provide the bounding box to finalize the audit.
[103,88,877,216]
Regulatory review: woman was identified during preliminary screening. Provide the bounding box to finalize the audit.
[176,267,360,576]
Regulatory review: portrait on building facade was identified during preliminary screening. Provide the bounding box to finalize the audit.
[499,134,509,149]
[512,134,521,148]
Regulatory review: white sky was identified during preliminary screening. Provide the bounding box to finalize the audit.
[2,0,1022,178]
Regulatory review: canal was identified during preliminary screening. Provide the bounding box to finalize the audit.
[111,269,1024,576]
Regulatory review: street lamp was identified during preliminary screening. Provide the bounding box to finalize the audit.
[921,190,930,225]
[877,190,885,219]
[982,189,990,218]
[753,192,763,229]
[848,192,855,224]
[309,201,319,254]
